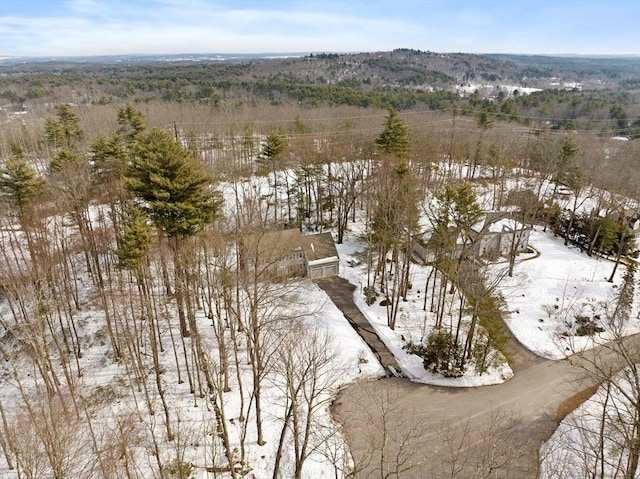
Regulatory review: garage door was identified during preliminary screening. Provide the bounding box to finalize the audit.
[321,263,338,277]
[309,262,338,279]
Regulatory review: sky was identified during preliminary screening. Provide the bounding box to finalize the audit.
[1,0,639,58]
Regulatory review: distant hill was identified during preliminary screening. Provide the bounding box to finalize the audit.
[2,49,637,90]
[1,49,639,137]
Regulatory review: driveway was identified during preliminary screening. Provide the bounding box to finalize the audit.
[316,276,403,376]
[320,276,640,478]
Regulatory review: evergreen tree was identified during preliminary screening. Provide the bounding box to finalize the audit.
[428,184,483,329]
[44,104,83,150]
[125,127,221,237]
[92,105,146,203]
[48,149,86,174]
[477,108,494,130]
[421,329,463,378]
[553,136,583,245]
[554,136,580,188]
[114,205,153,280]
[117,104,147,143]
[124,127,221,337]
[471,108,494,178]
[91,133,127,187]
[259,131,288,171]
[374,108,410,160]
[370,111,418,328]
[0,143,43,219]
[610,104,629,135]
[257,131,288,222]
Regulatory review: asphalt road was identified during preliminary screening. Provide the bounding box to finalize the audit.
[319,276,640,478]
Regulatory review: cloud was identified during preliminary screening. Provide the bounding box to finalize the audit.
[0,2,420,56]
[0,0,638,56]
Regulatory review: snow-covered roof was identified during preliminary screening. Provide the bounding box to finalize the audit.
[308,256,339,266]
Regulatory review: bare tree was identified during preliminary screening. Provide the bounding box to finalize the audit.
[271,323,344,479]
[334,383,425,478]
[554,290,640,479]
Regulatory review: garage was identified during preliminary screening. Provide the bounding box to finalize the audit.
[308,257,339,279]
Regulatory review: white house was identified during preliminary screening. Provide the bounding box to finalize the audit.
[412,212,531,264]
[472,215,532,258]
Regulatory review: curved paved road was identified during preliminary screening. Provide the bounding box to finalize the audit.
[321,276,640,478]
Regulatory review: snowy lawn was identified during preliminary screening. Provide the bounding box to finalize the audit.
[494,228,639,359]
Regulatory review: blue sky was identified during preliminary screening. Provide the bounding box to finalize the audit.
[1,0,639,57]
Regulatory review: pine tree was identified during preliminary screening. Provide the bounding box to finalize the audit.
[370,111,418,328]
[555,136,580,189]
[114,205,153,279]
[0,143,43,220]
[125,127,221,237]
[470,108,494,178]
[257,131,288,222]
[553,136,583,245]
[374,108,410,160]
[259,132,288,172]
[124,127,222,337]
[91,105,146,206]
[116,104,147,143]
[44,104,83,150]
[91,133,127,188]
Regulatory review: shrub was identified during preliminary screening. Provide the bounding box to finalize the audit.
[403,341,426,357]
[574,314,604,336]
[363,285,378,305]
[404,331,463,378]
[164,459,193,479]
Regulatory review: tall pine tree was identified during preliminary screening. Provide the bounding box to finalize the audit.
[0,143,43,220]
[125,127,220,237]
[124,127,221,337]
[374,108,410,160]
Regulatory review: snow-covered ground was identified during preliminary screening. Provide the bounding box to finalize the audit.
[0,264,384,479]
[1,163,639,478]
[539,366,640,479]
[335,229,513,387]
[494,228,638,359]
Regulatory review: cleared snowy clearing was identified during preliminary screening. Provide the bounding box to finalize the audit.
[494,228,639,359]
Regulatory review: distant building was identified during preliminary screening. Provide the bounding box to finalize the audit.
[624,208,640,231]
[607,207,640,231]
[412,212,531,263]
[471,213,532,258]
[239,228,339,279]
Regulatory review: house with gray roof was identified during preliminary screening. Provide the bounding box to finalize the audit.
[239,228,339,279]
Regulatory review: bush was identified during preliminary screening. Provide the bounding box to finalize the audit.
[574,314,604,336]
[405,331,463,378]
[403,341,426,356]
[363,285,378,305]
[164,459,193,479]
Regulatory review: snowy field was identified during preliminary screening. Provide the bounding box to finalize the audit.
[495,228,639,359]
